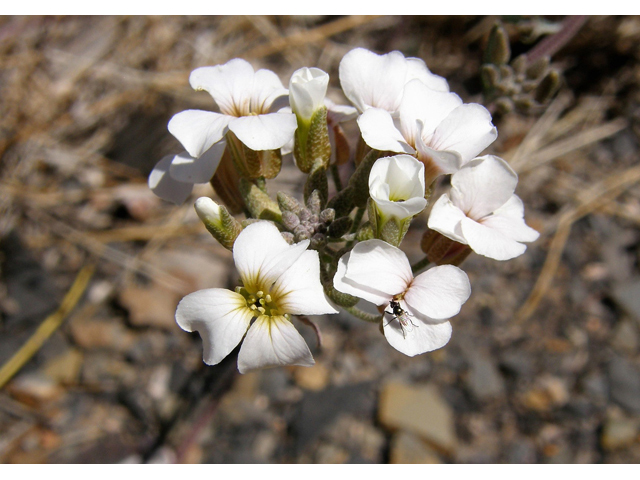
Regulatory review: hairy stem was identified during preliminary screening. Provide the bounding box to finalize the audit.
[344,305,382,324]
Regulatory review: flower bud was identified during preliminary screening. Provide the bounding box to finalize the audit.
[194,197,243,250]
[290,68,332,173]
[368,155,427,245]
[289,67,329,122]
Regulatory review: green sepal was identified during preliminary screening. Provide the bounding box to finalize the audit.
[303,160,328,208]
[348,149,383,209]
[277,191,302,215]
[240,178,282,223]
[294,106,331,173]
[197,204,243,251]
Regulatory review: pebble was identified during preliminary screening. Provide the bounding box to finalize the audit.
[610,319,639,354]
[612,278,640,325]
[118,283,180,330]
[378,381,456,453]
[601,416,640,451]
[390,431,441,464]
[520,375,570,411]
[293,363,329,391]
[608,355,640,414]
[466,352,505,401]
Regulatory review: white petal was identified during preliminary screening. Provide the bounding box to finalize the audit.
[190,59,255,116]
[168,110,230,158]
[429,103,498,164]
[148,154,193,204]
[251,68,289,114]
[358,108,415,154]
[335,240,412,304]
[383,317,452,357]
[369,155,425,200]
[333,251,393,306]
[460,216,527,261]
[372,193,428,220]
[325,99,358,124]
[228,113,297,151]
[483,195,540,243]
[399,80,462,142]
[175,288,253,366]
[169,141,226,183]
[404,265,471,322]
[415,123,464,177]
[405,58,449,93]
[272,250,338,315]
[238,315,314,373]
[233,222,309,292]
[449,155,518,220]
[289,67,329,120]
[339,48,412,113]
[427,194,468,244]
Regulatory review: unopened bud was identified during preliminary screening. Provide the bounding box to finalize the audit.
[194,197,242,250]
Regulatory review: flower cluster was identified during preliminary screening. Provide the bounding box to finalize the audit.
[150,48,539,373]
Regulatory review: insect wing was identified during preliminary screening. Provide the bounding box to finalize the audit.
[397,312,414,333]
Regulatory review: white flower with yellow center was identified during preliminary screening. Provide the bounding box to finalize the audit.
[176,221,338,373]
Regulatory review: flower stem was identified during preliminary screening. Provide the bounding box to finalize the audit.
[343,305,382,324]
[411,256,431,274]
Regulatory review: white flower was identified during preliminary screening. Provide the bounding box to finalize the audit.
[149,59,297,203]
[289,67,329,122]
[333,240,470,357]
[358,79,497,185]
[339,48,449,115]
[173,58,297,155]
[176,221,338,373]
[369,155,427,221]
[428,155,539,261]
[148,141,227,204]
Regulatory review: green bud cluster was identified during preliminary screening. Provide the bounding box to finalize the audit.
[482,23,560,114]
[277,189,351,249]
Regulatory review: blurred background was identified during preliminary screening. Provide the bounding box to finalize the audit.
[1,15,640,463]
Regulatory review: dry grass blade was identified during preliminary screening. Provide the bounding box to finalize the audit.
[517,119,628,174]
[244,15,382,60]
[0,264,95,389]
[514,163,640,325]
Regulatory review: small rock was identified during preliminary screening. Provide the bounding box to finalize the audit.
[7,373,64,405]
[582,372,609,404]
[252,430,278,462]
[42,348,83,384]
[500,349,535,378]
[608,355,640,413]
[521,375,570,411]
[466,352,505,401]
[293,363,329,391]
[389,431,441,464]
[378,381,456,453]
[613,279,640,325]
[504,438,537,463]
[118,283,180,330]
[610,319,639,354]
[70,318,136,351]
[601,416,640,451]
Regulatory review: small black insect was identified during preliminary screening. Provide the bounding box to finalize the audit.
[384,300,418,339]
